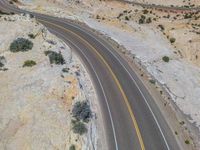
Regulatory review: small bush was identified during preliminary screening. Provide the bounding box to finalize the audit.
[149,79,156,84]
[139,15,146,24]
[44,51,65,65]
[162,56,170,62]
[62,67,69,73]
[10,38,33,52]
[29,13,34,18]
[143,9,149,14]
[96,15,100,19]
[170,38,176,43]
[72,101,92,122]
[184,13,193,19]
[185,140,190,144]
[146,17,152,23]
[0,62,4,67]
[0,68,8,71]
[28,33,35,39]
[0,10,10,15]
[158,24,165,31]
[69,145,76,150]
[117,13,123,19]
[179,121,185,125]
[125,16,129,21]
[72,121,87,135]
[0,56,6,67]
[23,60,36,67]
[139,18,144,24]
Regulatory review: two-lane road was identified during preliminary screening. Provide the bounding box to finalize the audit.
[0,1,180,149]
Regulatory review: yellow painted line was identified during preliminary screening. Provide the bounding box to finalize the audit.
[38,19,145,150]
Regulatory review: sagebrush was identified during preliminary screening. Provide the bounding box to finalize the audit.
[10,38,33,52]
[72,101,92,122]
[44,51,65,65]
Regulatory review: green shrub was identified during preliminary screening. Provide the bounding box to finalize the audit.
[149,79,156,84]
[10,38,33,52]
[123,10,128,13]
[72,121,87,135]
[139,15,146,24]
[0,68,8,71]
[146,17,152,23]
[69,145,76,150]
[139,18,144,24]
[162,56,170,62]
[96,15,100,19]
[143,9,149,14]
[62,68,69,73]
[0,10,10,15]
[72,101,92,122]
[0,56,6,67]
[179,121,185,125]
[117,13,123,19]
[28,33,35,39]
[23,60,36,67]
[185,140,190,144]
[125,16,129,21]
[184,13,193,19]
[158,24,165,31]
[170,38,176,43]
[0,62,4,67]
[44,51,65,65]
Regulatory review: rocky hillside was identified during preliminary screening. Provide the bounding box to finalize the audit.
[127,0,200,7]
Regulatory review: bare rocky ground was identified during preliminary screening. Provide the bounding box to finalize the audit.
[127,0,200,7]
[11,0,200,148]
[0,13,99,150]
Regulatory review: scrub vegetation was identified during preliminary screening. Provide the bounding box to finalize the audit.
[44,50,65,65]
[10,38,33,52]
[71,101,92,135]
[23,60,36,67]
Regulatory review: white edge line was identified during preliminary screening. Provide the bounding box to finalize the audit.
[59,20,171,150]
[77,24,171,150]
[49,29,119,150]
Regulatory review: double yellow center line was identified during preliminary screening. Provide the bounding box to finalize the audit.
[38,18,145,150]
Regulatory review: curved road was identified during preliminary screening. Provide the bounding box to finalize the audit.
[0,1,180,150]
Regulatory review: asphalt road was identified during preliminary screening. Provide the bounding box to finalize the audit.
[0,1,181,150]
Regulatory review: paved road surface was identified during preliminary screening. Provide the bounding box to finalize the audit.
[0,1,181,150]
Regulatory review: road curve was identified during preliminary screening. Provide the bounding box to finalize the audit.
[0,1,180,150]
